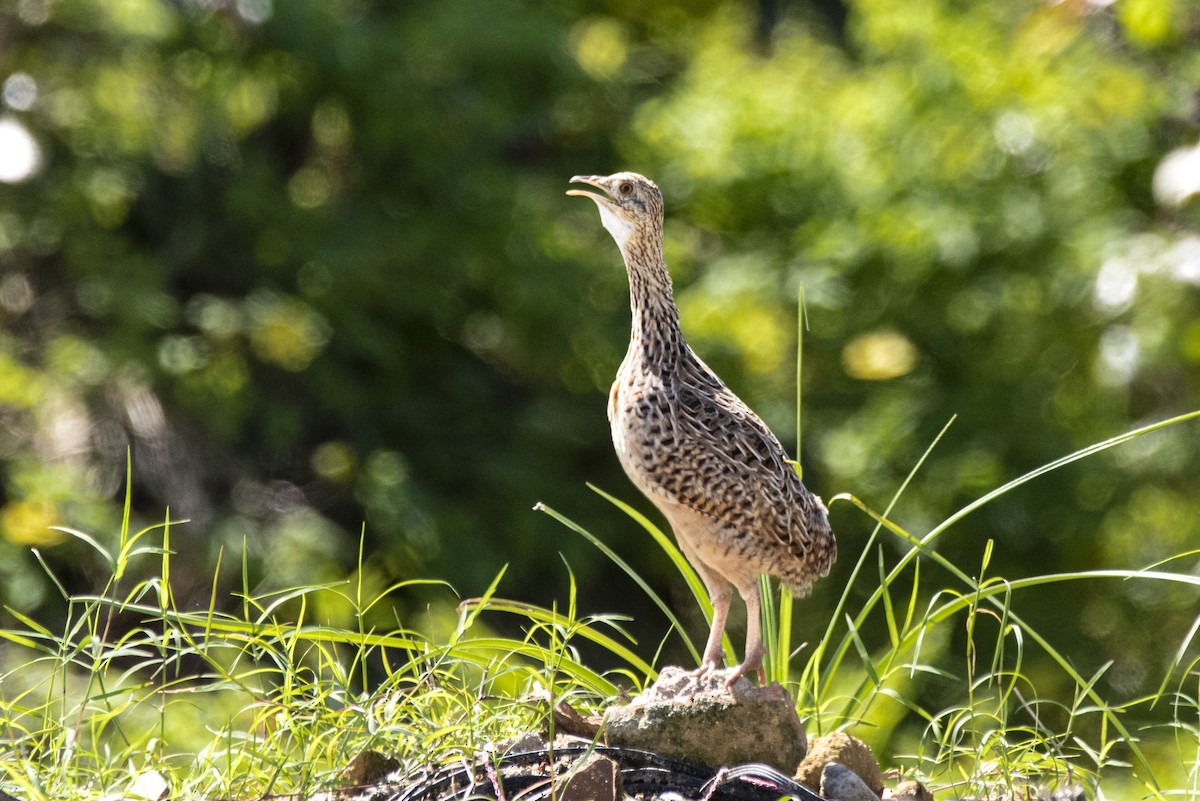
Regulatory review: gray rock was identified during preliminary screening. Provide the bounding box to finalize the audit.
[602,665,807,772]
[821,762,880,801]
[500,732,547,754]
[631,664,736,702]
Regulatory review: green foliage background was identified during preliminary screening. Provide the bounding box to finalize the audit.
[1,0,1198,749]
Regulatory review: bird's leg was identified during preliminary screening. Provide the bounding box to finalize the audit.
[699,579,732,674]
[724,581,765,687]
[674,535,733,675]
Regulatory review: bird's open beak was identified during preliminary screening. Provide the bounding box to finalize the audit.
[566,175,612,205]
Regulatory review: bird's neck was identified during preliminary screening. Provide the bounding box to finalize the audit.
[621,234,683,366]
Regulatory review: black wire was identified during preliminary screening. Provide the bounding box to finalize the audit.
[388,745,826,801]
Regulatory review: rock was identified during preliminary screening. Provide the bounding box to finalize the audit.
[553,699,604,738]
[631,664,738,702]
[821,762,880,801]
[602,665,807,772]
[502,732,548,754]
[127,769,170,801]
[889,779,933,801]
[340,749,401,785]
[795,732,882,795]
[558,753,621,801]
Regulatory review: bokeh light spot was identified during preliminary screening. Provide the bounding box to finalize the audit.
[1096,325,1138,386]
[1152,140,1200,207]
[17,0,51,25]
[158,335,209,374]
[1093,257,1137,314]
[1180,319,1200,364]
[0,117,42,183]
[3,73,38,111]
[1118,0,1178,47]
[0,351,44,407]
[570,17,629,80]
[288,165,333,209]
[312,441,357,483]
[842,329,919,381]
[187,294,244,339]
[236,0,272,25]
[0,501,62,547]
[246,292,331,371]
[0,273,34,314]
[226,74,278,135]
[312,100,352,151]
[994,110,1034,155]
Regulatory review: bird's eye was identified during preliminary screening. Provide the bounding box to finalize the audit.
[618,182,634,196]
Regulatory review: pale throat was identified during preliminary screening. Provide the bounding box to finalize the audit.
[598,204,635,249]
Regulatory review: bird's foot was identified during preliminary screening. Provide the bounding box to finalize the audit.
[720,664,749,687]
[723,653,765,687]
[688,659,762,688]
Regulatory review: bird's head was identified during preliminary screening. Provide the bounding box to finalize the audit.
[567,172,663,250]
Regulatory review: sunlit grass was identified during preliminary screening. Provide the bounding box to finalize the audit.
[0,475,633,798]
[2,411,1199,799]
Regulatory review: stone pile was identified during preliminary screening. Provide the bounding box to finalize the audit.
[600,666,930,801]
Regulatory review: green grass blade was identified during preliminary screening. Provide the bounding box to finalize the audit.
[926,409,1200,551]
[460,596,653,677]
[796,282,806,480]
[804,416,956,710]
[583,487,709,614]
[1152,611,1200,708]
[845,491,1180,788]
[535,499,700,665]
[879,548,899,649]
[446,638,618,696]
[767,579,793,685]
[581,488,721,663]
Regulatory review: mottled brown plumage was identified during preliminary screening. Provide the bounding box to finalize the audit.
[568,172,836,684]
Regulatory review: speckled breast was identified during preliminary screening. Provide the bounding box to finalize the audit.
[608,367,684,505]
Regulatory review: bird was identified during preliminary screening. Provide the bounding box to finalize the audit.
[567,171,836,685]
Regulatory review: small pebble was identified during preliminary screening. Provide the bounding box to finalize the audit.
[796,731,882,794]
[559,753,621,801]
[890,779,934,801]
[341,749,401,785]
[821,762,880,801]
